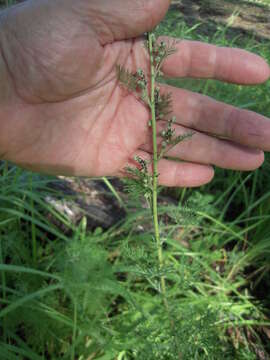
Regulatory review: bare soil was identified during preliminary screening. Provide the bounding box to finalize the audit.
[171,0,270,41]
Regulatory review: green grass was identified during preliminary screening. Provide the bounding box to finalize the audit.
[0,1,270,359]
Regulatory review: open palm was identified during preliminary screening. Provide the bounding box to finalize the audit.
[1,0,270,186]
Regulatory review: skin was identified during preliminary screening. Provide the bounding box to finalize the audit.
[0,0,269,187]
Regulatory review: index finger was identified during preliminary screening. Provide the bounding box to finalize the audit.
[162,39,270,84]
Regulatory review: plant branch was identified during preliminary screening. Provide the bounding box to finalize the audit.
[148,32,167,302]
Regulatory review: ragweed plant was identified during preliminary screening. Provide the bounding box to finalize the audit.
[117,31,193,352]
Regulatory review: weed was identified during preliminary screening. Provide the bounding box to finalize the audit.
[0,2,270,359]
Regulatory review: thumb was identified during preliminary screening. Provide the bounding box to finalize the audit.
[88,0,171,44]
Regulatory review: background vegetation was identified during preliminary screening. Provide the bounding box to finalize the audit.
[0,1,270,359]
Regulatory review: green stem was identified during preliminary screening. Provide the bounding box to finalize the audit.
[148,33,181,357]
[0,239,7,342]
[71,300,78,360]
[148,33,167,299]
[102,177,127,211]
[29,175,37,266]
[3,161,8,177]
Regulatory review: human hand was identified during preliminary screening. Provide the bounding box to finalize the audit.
[0,0,269,186]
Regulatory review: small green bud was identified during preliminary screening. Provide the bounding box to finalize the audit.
[159,50,166,57]
[137,69,145,80]
[137,80,146,89]
[150,33,156,43]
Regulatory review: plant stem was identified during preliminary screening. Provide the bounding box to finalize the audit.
[71,300,78,360]
[148,33,167,300]
[0,239,7,342]
[29,174,37,266]
[148,35,181,357]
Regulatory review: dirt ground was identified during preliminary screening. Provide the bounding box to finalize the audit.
[171,0,270,40]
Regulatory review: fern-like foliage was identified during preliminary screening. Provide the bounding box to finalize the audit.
[124,156,153,208]
[116,65,138,93]
[155,89,173,120]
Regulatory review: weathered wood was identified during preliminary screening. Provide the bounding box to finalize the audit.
[46,177,126,231]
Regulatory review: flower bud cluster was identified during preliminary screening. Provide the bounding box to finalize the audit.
[135,69,148,90]
[145,35,168,68]
[134,155,148,174]
[153,41,167,76]
[160,117,176,149]
[154,87,172,120]
[155,87,162,107]
[125,155,153,205]
[146,35,176,78]
[151,35,165,60]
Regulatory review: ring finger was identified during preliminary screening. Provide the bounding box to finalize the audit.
[140,121,264,171]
